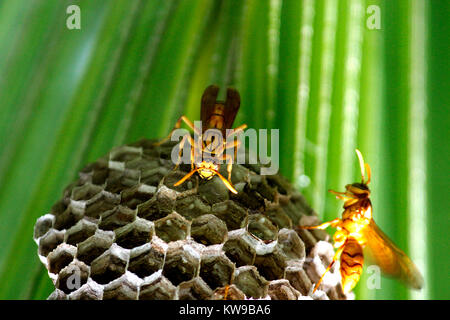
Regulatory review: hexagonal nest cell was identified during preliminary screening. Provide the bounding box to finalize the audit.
[33,139,351,300]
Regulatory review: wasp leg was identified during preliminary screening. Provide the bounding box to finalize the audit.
[226,124,248,139]
[174,168,198,187]
[216,138,241,180]
[173,134,195,171]
[223,285,230,300]
[301,218,341,230]
[224,124,246,158]
[213,133,241,158]
[214,170,238,194]
[213,123,246,161]
[153,115,200,146]
[329,189,358,201]
[221,152,236,181]
[312,243,345,293]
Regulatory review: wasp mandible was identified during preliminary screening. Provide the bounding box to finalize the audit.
[155,85,247,194]
[302,149,424,293]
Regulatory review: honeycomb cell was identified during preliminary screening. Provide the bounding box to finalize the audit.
[231,183,266,211]
[137,186,177,221]
[125,155,159,175]
[162,242,201,286]
[299,215,330,242]
[154,141,178,160]
[279,197,306,226]
[285,266,313,296]
[79,160,109,186]
[67,280,103,300]
[140,167,170,187]
[163,170,197,193]
[254,246,287,280]
[233,266,268,299]
[55,260,89,294]
[263,204,292,229]
[325,286,348,300]
[294,227,318,253]
[128,240,166,278]
[114,217,154,249]
[71,183,103,201]
[305,241,341,292]
[76,229,115,265]
[38,229,65,257]
[99,205,136,231]
[90,244,129,285]
[139,271,176,300]
[277,228,306,266]
[47,289,67,300]
[47,243,77,274]
[200,246,235,289]
[197,176,230,204]
[50,199,68,218]
[53,205,84,230]
[105,169,136,194]
[212,285,246,300]
[190,214,228,245]
[223,229,256,267]
[211,200,248,230]
[64,218,98,245]
[120,184,156,209]
[154,212,190,242]
[267,279,301,300]
[175,195,211,220]
[254,178,276,202]
[102,272,141,300]
[227,163,250,184]
[34,214,55,240]
[178,277,213,300]
[84,191,119,219]
[266,175,289,195]
[109,145,142,164]
[247,213,278,242]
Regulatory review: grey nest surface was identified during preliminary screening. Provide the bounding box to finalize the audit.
[33,139,351,300]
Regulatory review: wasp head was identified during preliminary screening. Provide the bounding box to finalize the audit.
[196,160,220,180]
[345,182,371,198]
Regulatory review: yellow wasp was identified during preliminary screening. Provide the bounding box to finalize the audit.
[155,85,247,194]
[303,149,424,293]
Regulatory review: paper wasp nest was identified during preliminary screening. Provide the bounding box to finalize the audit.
[33,139,352,300]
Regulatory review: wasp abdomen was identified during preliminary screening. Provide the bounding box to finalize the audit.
[340,238,364,293]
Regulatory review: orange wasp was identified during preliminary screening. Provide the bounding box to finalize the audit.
[155,85,247,194]
[302,149,424,294]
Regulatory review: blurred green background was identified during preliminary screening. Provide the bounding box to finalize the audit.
[0,0,448,300]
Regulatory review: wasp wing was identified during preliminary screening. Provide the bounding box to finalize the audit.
[223,87,240,130]
[201,85,220,125]
[362,220,424,289]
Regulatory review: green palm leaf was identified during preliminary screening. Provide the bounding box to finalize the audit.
[0,0,447,300]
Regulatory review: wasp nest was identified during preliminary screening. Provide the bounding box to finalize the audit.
[33,139,352,300]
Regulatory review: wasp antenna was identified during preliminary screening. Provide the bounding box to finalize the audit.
[355,149,366,183]
[365,163,371,185]
[213,170,238,194]
[174,168,199,187]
